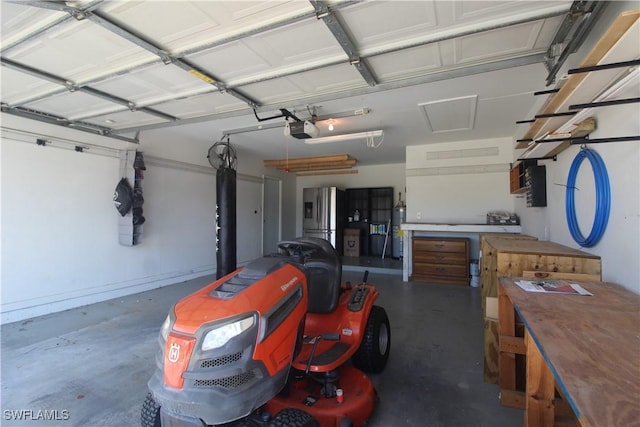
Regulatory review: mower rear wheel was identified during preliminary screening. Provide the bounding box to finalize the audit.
[268,408,319,427]
[352,305,390,373]
[140,393,161,427]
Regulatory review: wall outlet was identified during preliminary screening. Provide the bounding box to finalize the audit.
[416,211,421,219]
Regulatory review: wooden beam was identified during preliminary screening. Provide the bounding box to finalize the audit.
[264,153,349,167]
[519,10,640,145]
[296,169,359,177]
[525,331,555,426]
[501,389,526,409]
[521,270,601,281]
[275,159,356,172]
[500,336,526,355]
[499,284,517,392]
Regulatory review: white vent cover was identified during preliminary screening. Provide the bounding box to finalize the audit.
[418,95,478,133]
[426,146,499,160]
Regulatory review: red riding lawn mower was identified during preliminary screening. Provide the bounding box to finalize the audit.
[142,237,391,427]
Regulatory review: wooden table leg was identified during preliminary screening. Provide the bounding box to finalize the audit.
[525,330,555,427]
[499,283,519,407]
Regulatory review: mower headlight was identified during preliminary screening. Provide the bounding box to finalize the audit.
[202,316,255,351]
[160,315,171,341]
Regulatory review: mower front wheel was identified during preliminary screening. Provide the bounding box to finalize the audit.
[352,305,390,373]
[268,408,319,427]
[140,393,161,427]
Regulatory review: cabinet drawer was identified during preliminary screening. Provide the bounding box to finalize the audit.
[413,238,467,253]
[413,262,468,278]
[413,252,466,265]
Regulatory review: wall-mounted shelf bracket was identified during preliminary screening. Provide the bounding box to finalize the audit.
[569,136,640,145]
[517,155,557,162]
[569,97,640,110]
[567,58,640,75]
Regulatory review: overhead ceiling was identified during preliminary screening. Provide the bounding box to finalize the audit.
[1,1,603,169]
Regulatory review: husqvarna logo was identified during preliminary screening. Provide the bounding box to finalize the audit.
[168,343,181,363]
[280,276,299,292]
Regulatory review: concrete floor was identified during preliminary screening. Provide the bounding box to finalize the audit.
[1,271,523,427]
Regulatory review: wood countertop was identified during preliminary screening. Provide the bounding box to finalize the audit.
[401,223,521,233]
[500,277,640,426]
[484,237,600,258]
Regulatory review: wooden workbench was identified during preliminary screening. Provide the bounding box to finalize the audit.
[498,277,640,426]
[482,239,601,384]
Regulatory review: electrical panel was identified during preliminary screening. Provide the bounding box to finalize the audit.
[525,165,547,207]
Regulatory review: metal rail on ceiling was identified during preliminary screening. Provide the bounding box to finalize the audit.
[0,1,589,140]
[3,0,569,107]
[1,0,359,109]
[544,1,607,86]
[112,53,545,135]
[1,58,178,122]
[310,0,377,87]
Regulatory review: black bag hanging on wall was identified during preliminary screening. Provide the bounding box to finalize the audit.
[134,151,146,170]
[113,177,134,216]
[216,167,236,278]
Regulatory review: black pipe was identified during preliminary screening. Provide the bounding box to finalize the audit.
[569,97,640,110]
[534,111,577,119]
[569,136,640,145]
[567,59,640,75]
[533,88,560,96]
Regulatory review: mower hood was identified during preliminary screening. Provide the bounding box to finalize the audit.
[170,257,306,335]
[149,256,309,425]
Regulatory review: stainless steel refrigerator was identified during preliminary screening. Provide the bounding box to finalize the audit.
[303,187,345,253]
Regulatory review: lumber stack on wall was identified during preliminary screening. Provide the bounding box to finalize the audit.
[264,153,357,174]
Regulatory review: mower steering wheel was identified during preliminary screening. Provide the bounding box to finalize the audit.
[277,240,320,258]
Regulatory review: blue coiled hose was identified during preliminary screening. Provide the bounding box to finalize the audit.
[565,147,610,247]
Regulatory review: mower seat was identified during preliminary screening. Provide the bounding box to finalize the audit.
[298,238,342,314]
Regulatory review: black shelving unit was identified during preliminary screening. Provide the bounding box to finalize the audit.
[525,165,547,207]
[345,187,393,257]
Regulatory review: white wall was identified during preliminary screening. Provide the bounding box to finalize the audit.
[0,133,216,323]
[294,163,406,235]
[406,138,514,223]
[517,103,640,292]
[516,1,640,293]
[0,115,296,323]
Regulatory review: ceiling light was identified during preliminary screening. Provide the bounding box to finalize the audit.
[304,130,383,144]
[327,119,335,131]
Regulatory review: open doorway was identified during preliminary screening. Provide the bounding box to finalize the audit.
[262,176,281,255]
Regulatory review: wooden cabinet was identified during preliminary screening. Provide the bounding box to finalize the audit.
[509,162,526,194]
[480,237,601,303]
[412,237,469,285]
[510,162,547,207]
[479,233,538,309]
